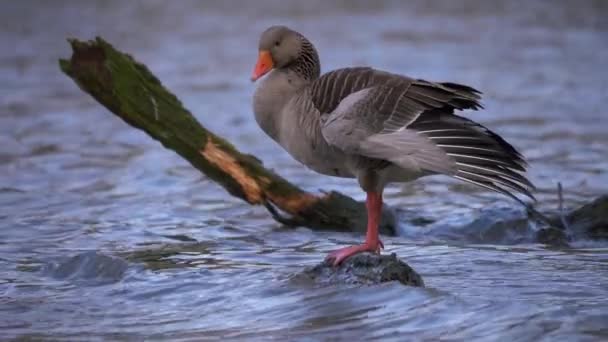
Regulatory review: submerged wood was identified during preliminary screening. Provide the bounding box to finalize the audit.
[59,37,395,234]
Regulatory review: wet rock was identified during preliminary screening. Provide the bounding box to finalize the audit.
[566,195,608,240]
[534,195,608,245]
[535,227,570,247]
[47,251,128,284]
[451,207,532,245]
[296,253,424,287]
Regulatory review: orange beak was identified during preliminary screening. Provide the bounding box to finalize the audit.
[251,50,274,82]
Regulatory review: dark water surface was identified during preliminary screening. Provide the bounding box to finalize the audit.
[1,1,608,340]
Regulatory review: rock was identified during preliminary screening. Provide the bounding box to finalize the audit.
[535,227,570,247]
[566,195,608,240]
[534,195,608,245]
[294,253,424,287]
[46,251,128,284]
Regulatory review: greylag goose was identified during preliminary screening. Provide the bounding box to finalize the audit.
[251,26,535,265]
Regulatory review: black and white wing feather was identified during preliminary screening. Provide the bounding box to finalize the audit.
[315,67,535,202]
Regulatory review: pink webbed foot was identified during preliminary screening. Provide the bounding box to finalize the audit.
[325,240,384,266]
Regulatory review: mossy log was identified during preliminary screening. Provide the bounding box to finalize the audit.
[59,37,395,235]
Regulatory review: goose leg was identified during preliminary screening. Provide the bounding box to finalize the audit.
[326,191,384,266]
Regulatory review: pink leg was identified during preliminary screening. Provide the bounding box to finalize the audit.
[326,191,384,266]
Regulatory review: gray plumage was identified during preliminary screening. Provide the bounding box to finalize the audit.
[253,26,535,203]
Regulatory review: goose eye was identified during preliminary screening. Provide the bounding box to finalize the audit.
[274,41,280,47]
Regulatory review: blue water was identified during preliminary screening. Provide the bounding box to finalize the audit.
[1,1,607,340]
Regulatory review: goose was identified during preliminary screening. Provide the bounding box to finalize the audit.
[251,26,535,266]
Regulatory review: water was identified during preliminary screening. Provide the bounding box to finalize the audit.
[1,0,608,340]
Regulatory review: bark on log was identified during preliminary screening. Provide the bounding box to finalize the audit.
[59,37,395,235]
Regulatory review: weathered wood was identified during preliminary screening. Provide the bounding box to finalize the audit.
[59,37,395,234]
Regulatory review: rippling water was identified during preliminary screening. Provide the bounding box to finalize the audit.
[1,0,607,340]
